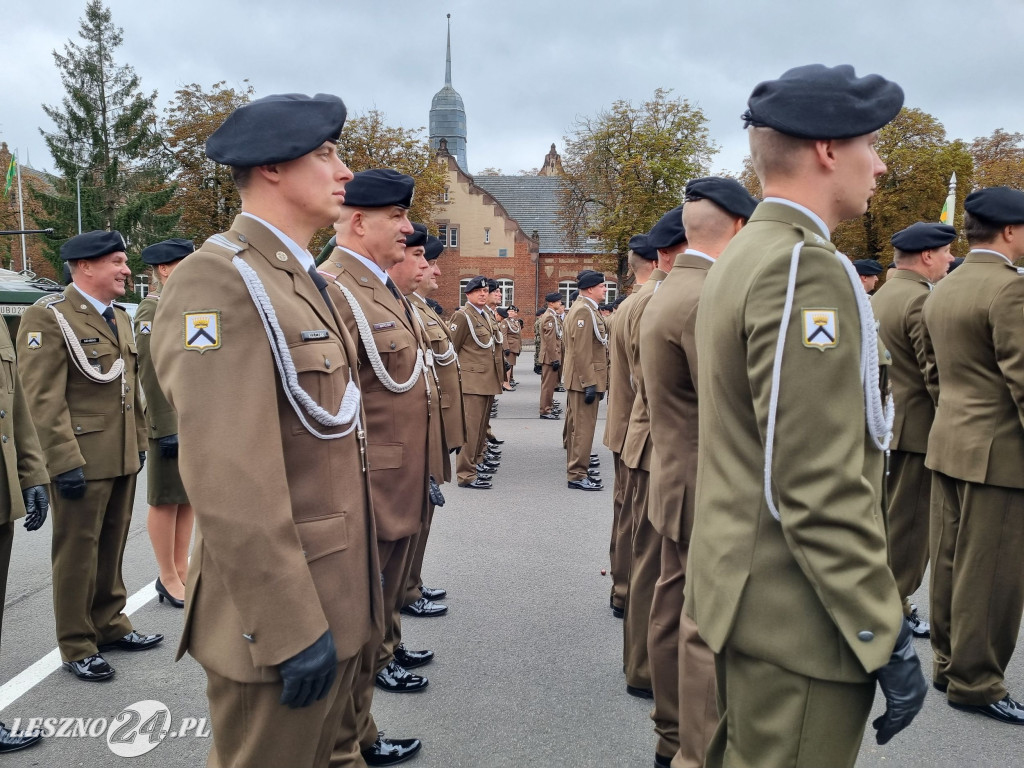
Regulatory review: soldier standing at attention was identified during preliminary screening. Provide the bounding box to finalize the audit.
[134,238,195,609]
[536,292,564,420]
[871,221,955,639]
[498,306,522,390]
[686,65,926,767]
[562,270,608,491]
[641,178,757,768]
[18,230,160,683]
[853,258,884,293]
[924,186,1024,725]
[151,93,384,768]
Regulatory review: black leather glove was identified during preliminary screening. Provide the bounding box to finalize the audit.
[534,364,542,375]
[449,446,461,455]
[598,390,605,401]
[584,385,597,404]
[428,476,445,507]
[278,630,338,709]
[54,467,87,500]
[22,485,49,531]
[872,617,927,745]
[139,452,146,471]
[503,349,510,357]
[158,434,179,459]
[551,360,561,372]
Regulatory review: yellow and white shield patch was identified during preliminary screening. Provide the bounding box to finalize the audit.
[138,321,152,335]
[802,309,838,350]
[184,311,221,353]
[25,332,41,349]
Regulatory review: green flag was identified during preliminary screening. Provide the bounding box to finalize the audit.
[3,156,15,197]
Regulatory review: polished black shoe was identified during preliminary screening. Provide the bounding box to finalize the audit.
[475,473,493,482]
[908,605,930,638]
[63,653,115,681]
[568,477,604,491]
[949,694,1024,724]
[374,661,429,693]
[394,643,434,670]
[401,597,448,617]
[362,731,422,766]
[934,679,948,693]
[591,453,599,460]
[627,684,654,699]
[477,461,500,472]
[588,469,602,480]
[589,457,601,468]
[421,585,447,600]
[487,436,505,445]
[155,577,184,609]
[540,413,560,420]
[610,597,625,619]
[484,451,502,462]
[555,386,566,392]
[98,630,164,652]
[459,479,492,489]
[0,722,42,753]
[654,752,673,768]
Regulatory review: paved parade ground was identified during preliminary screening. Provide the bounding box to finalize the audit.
[0,370,1020,767]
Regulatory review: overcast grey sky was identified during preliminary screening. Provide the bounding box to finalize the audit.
[3,0,1023,181]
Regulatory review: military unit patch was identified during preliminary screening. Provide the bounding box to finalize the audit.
[25,332,41,349]
[138,321,152,335]
[450,323,458,332]
[184,311,221,353]
[577,320,585,328]
[802,309,838,350]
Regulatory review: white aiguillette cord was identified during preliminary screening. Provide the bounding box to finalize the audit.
[411,302,458,367]
[47,302,126,389]
[462,309,494,349]
[763,243,894,521]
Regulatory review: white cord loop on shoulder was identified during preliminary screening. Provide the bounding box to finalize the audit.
[583,302,608,346]
[47,303,126,385]
[462,310,495,349]
[412,303,458,367]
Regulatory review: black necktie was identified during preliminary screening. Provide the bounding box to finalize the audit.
[386,277,414,327]
[307,266,333,310]
[102,307,119,341]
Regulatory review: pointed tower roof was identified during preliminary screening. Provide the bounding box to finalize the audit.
[429,14,468,171]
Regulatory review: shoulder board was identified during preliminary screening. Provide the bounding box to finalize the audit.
[794,226,836,253]
[203,232,248,258]
[112,301,130,311]
[34,293,66,307]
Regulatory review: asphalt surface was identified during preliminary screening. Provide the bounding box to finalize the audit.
[0,369,1021,766]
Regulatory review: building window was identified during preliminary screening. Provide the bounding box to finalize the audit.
[604,281,618,303]
[497,279,514,307]
[498,248,508,258]
[449,227,459,248]
[484,228,490,244]
[439,224,447,245]
[135,273,149,298]
[559,279,578,307]
[459,278,470,307]
[442,186,450,203]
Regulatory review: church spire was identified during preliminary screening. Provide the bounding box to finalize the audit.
[445,13,452,87]
[429,13,468,171]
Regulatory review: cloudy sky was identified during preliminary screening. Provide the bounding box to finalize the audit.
[3,0,1022,180]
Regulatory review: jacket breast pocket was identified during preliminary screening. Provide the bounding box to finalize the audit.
[368,442,403,472]
[296,513,350,560]
[371,329,414,381]
[289,339,348,414]
[0,347,14,394]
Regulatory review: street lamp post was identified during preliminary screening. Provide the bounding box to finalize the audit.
[76,171,84,234]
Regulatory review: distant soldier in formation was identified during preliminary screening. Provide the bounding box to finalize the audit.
[498,305,522,390]
[853,258,883,293]
[537,292,564,420]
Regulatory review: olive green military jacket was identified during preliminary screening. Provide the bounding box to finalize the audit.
[449,305,502,396]
[685,201,902,682]
[602,293,638,454]
[620,269,667,472]
[151,215,383,680]
[538,308,562,365]
[134,295,177,440]
[923,250,1024,489]
[485,308,505,384]
[870,270,935,453]
[562,297,608,393]
[320,249,436,541]
[0,321,48,523]
[500,317,523,355]
[641,254,710,543]
[17,284,146,480]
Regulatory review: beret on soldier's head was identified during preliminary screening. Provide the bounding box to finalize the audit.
[344,169,415,209]
[742,64,904,140]
[890,222,956,253]
[577,269,605,289]
[486,279,499,292]
[628,233,657,260]
[496,307,509,318]
[405,223,428,248]
[141,238,194,266]
[206,93,347,166]
[60,230,126,261]
[424,235,445,261]
[964,186,1024,225]
[536,308,546,316]
[853,259,883,276]
[465,275,488,293]
[685,177,759,220]
[570,290,579,302]
[647,206,687,251]
[545,291,562,303]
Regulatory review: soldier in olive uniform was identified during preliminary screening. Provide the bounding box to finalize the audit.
[135,238,195,610]
[17,230,161,683]
[923,187,1024,725]
[501,305,522,387]
[686,66,926,767]
[872,222,955,639]
[537,293,564,419]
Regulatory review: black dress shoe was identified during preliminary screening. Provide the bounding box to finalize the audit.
[655,752,673,768]
[98,630,164,652]
[487,436,505,445]
[934,679,948,693]
[63,653,115,681]
[610,597,625,619]
[362,731,422,766]
[908,605,930,638]
[484,451,502,462]
[589,457,601,468]
[591,453,599,460]
[401,597,448,617]
[949,694,1024,724]
[155,577,184,608]
[540,413,559,420]
[394,643,434,670]
[421,585,447,600]
[0,722,42,753]
[375,661,428,693]
[475,473,493,482]
[555,386,565,392]
[459,479,492,490]
[568,477,604,491]
[588,469,601,480]
[627,684,654,699]
[477,461,500,472]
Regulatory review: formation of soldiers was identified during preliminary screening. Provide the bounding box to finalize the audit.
[0,63,1020,768]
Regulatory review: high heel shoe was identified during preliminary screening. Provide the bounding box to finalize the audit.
[155,578,184,609]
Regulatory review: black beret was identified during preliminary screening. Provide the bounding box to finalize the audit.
[60,230,126,261]
[853,259,883,276]
[424,235,445,261]
[545,291,562,303]
[426,298,444,314]
[647,206,687,251]
[577,269,605,290]
[535,308,546,316]
[742,64,904,140]
[486,279,499,292]
[685,177,759,220]
[890,222,956,253]
[510,305,519,312]
[628,233,657,261]
[344,168,415,209]
[613,296,626,307]
[496,307,509,318]
[141,238,194,266]
[405,223,428,248]
[948,257,965,273]
[465,275,488,293]
[570,290,579,302]
[206,93,347,166]
[964,186,1024,225]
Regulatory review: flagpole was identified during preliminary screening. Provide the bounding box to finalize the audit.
[15,152,27,271]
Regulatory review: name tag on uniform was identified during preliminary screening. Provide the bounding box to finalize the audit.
[373,321,396,331]
[80,338,100,344]
[427,320,438,326]
[301,330,329,341]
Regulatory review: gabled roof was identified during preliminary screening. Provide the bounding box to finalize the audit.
[474,175,596,254]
